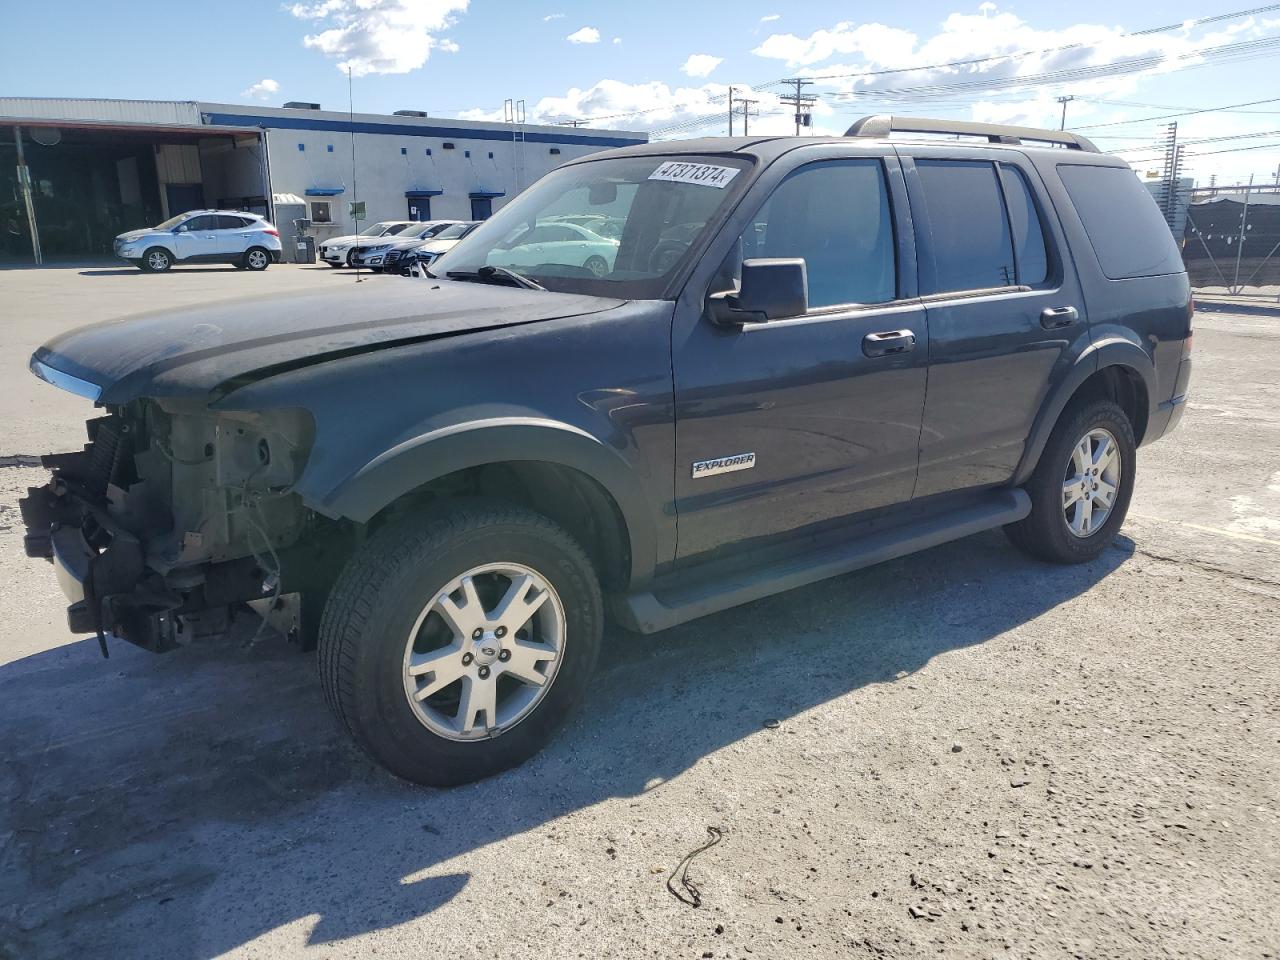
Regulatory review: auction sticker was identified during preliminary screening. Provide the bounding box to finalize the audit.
[648,161,740,189]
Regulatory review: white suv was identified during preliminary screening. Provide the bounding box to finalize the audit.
[114,211,282,273]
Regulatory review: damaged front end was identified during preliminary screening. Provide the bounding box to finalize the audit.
[20,400,335,654]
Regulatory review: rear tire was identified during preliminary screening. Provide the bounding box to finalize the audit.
[318,500,603,786]
[244,247,271,271]
[139,247,172,273]
[1005,398,1136,564]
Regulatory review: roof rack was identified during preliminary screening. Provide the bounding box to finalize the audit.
[845,115,1099,153]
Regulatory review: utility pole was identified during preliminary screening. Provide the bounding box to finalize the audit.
[1056,94,1075,130]
[1157,122,1183,235]
[728,87,734,136]
[348,65,362,283]
[780,78,818,135]
[737,97,759,136]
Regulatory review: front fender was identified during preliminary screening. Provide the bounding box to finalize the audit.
[1012,335,1156,486]
[311,417,657,586]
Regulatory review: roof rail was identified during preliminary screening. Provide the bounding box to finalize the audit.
[845,115,1100,153]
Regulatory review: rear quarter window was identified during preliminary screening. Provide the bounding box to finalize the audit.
[1057,164,1184,280]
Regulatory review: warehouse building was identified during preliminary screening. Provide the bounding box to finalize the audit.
[0,97,646,264]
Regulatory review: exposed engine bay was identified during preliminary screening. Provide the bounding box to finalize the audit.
[19,400,336,653]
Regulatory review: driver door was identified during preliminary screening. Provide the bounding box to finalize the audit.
[672,156,928,564]
[173,214,218,261]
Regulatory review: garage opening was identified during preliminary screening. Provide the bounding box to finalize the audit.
[1,122,268,264]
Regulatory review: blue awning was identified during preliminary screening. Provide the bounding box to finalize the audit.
[304,186,345,197]
[469,190,505,199]
[405,189,444,198]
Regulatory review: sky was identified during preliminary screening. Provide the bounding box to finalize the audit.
[3,0,1280,186]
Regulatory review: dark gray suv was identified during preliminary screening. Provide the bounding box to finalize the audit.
[20,116,1193,785]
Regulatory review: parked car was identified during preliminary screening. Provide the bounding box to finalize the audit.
[21,117,1192,787]
[350,221,461,272]
[113,211,282,273]
[486,220,620,278]
[404,221,480,276]
[318,221,414,267]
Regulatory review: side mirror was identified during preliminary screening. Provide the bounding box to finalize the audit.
[708,258,808,325]
[174,224,188,233]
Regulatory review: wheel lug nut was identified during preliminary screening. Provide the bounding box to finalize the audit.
[495,626,507,638]
[478,666,490,679]
[472,628,482,640]
[462,652,473,666]
[499,649,511,662]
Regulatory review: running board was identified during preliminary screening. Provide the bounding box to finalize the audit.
[615,489,1030,634]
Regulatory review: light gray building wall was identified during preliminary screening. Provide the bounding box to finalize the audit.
[0,96,646,263]
[195,102,646,236]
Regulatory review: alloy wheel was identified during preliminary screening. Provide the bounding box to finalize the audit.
[1062,427,1121,538]
[402,562,566,741]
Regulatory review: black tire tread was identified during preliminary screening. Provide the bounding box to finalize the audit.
[317,499,598,776]
[1005,397,1136,564]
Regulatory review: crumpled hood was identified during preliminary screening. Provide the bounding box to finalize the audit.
[32,280,624,405]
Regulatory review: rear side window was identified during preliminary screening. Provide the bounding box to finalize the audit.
[1058,164,1183,279]
[916,160,1015,292]
[743,159,896,308]
[1000,166,1049,286]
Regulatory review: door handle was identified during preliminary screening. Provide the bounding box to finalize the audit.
[862,329,916,358]
[1040,305,1079,329]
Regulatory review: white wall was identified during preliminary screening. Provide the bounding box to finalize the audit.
[263,127,622,235]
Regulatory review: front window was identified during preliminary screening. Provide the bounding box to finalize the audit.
[435,155,753,297]
[360,222,397,237]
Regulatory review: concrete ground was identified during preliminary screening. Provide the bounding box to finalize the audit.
[1,267,1277,960]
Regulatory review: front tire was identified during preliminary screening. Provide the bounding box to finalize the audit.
[139,247,172,273]
[1005,398,1136,564]
[318,501,603,786]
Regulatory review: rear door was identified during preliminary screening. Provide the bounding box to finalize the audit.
[214,215,253,256]
[900,149,1088,497]
[672,153,928,564]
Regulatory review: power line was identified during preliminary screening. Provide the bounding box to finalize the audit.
[1071,96,1280,130]
[539,3,1280,130]
[823,36,1280,105]
[797,4,1280,83]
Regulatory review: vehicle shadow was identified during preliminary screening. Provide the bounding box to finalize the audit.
[0,530,1134,958]
[77,267,242,276]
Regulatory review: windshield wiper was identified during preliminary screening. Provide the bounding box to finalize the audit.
[446,265,546,291]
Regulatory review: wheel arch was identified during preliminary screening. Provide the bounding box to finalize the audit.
[1013,340,1156,486]
[313,418,654,589]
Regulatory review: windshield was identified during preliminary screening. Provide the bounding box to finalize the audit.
[433,222,474,241]
[435,155,752,297]
[359,222,398,237]
[154,213,192,230]
[403,222,445,239]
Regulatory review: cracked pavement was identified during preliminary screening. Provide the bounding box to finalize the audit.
[1,268,1277,959]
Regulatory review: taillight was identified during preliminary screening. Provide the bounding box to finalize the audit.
[264,227,280,237]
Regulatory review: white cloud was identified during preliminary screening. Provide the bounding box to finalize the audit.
[612,36,622,44]
[681,53,723,78]
[566,26,600,44]
[760,14,780,23]
[288,0,467,76]
[241,78,279,100]
[543,12,564,20]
